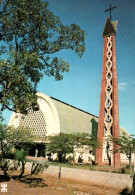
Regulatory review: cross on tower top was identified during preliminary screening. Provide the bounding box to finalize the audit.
[105,4,117,21]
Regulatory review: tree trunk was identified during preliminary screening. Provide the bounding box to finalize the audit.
[132,154,135,195]
[73,149,75,165]
[31,163,38,174]
[58,166,61,179]
[129,157,132,174]
[1,166,11,180]
[132,174,135,195]
[0,158,11,180]
[19,161,25,178]
[58,153,62,163]
[106,142,111,166]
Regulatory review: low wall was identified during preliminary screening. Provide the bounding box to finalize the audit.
[25,163,132,190]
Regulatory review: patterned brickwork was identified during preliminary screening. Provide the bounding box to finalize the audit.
[19,109,46,141]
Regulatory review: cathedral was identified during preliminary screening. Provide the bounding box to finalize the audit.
[8,92,129,164]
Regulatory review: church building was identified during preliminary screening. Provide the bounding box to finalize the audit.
[8,92,129,164]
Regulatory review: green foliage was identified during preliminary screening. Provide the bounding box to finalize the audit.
[47,133,99,163]
[0,0,85,115]
[112,133,135,169]
[14,149,28,161]
[0,123,7,141]
[112,133,135,158]
[0,122,49,178]
[6,126,35,149]
[0,123,35,176]
[47,133,72,162]
[0,124,35,158]
[0,123,13,159]
[31,163,49,175]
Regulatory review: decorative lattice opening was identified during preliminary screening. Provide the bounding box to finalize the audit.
[104,35,113,135]
[19,109,46,141]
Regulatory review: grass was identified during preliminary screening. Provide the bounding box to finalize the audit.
[49,161,134,175]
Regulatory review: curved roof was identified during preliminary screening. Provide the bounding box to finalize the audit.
[9,92,60,141]
[9,92,129,140]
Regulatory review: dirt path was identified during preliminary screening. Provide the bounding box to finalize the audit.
[0,173,132,195]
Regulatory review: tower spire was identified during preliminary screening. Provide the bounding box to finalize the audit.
[96,13,120,168]
[105,4,117,21]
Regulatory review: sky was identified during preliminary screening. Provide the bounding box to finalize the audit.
[3,0,135,135]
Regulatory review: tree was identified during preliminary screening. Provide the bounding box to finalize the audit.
[68,133,99,165]
[0,0,85,115]
[47,133,99,164]
[0,123,48,179]
[112,133,135,171]
[0,124,34,178]
[47,133,72,163]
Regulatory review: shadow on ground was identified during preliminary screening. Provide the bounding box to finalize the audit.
[119,187,132,195]
[0,175,11,182]
[20,176,48,188]
[0,174,48,188]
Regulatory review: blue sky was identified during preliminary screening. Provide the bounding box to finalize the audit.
[3,0,135,135]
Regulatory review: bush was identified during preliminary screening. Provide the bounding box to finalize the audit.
[14,149,28,161]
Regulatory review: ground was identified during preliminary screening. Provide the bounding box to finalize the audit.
[0,173,132,195]
[0,158,133,195]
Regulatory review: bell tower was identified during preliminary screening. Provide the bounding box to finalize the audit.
[96,6,120,168]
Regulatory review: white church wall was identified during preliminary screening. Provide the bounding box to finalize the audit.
[37,92,60,136]
[8,92,61,140]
